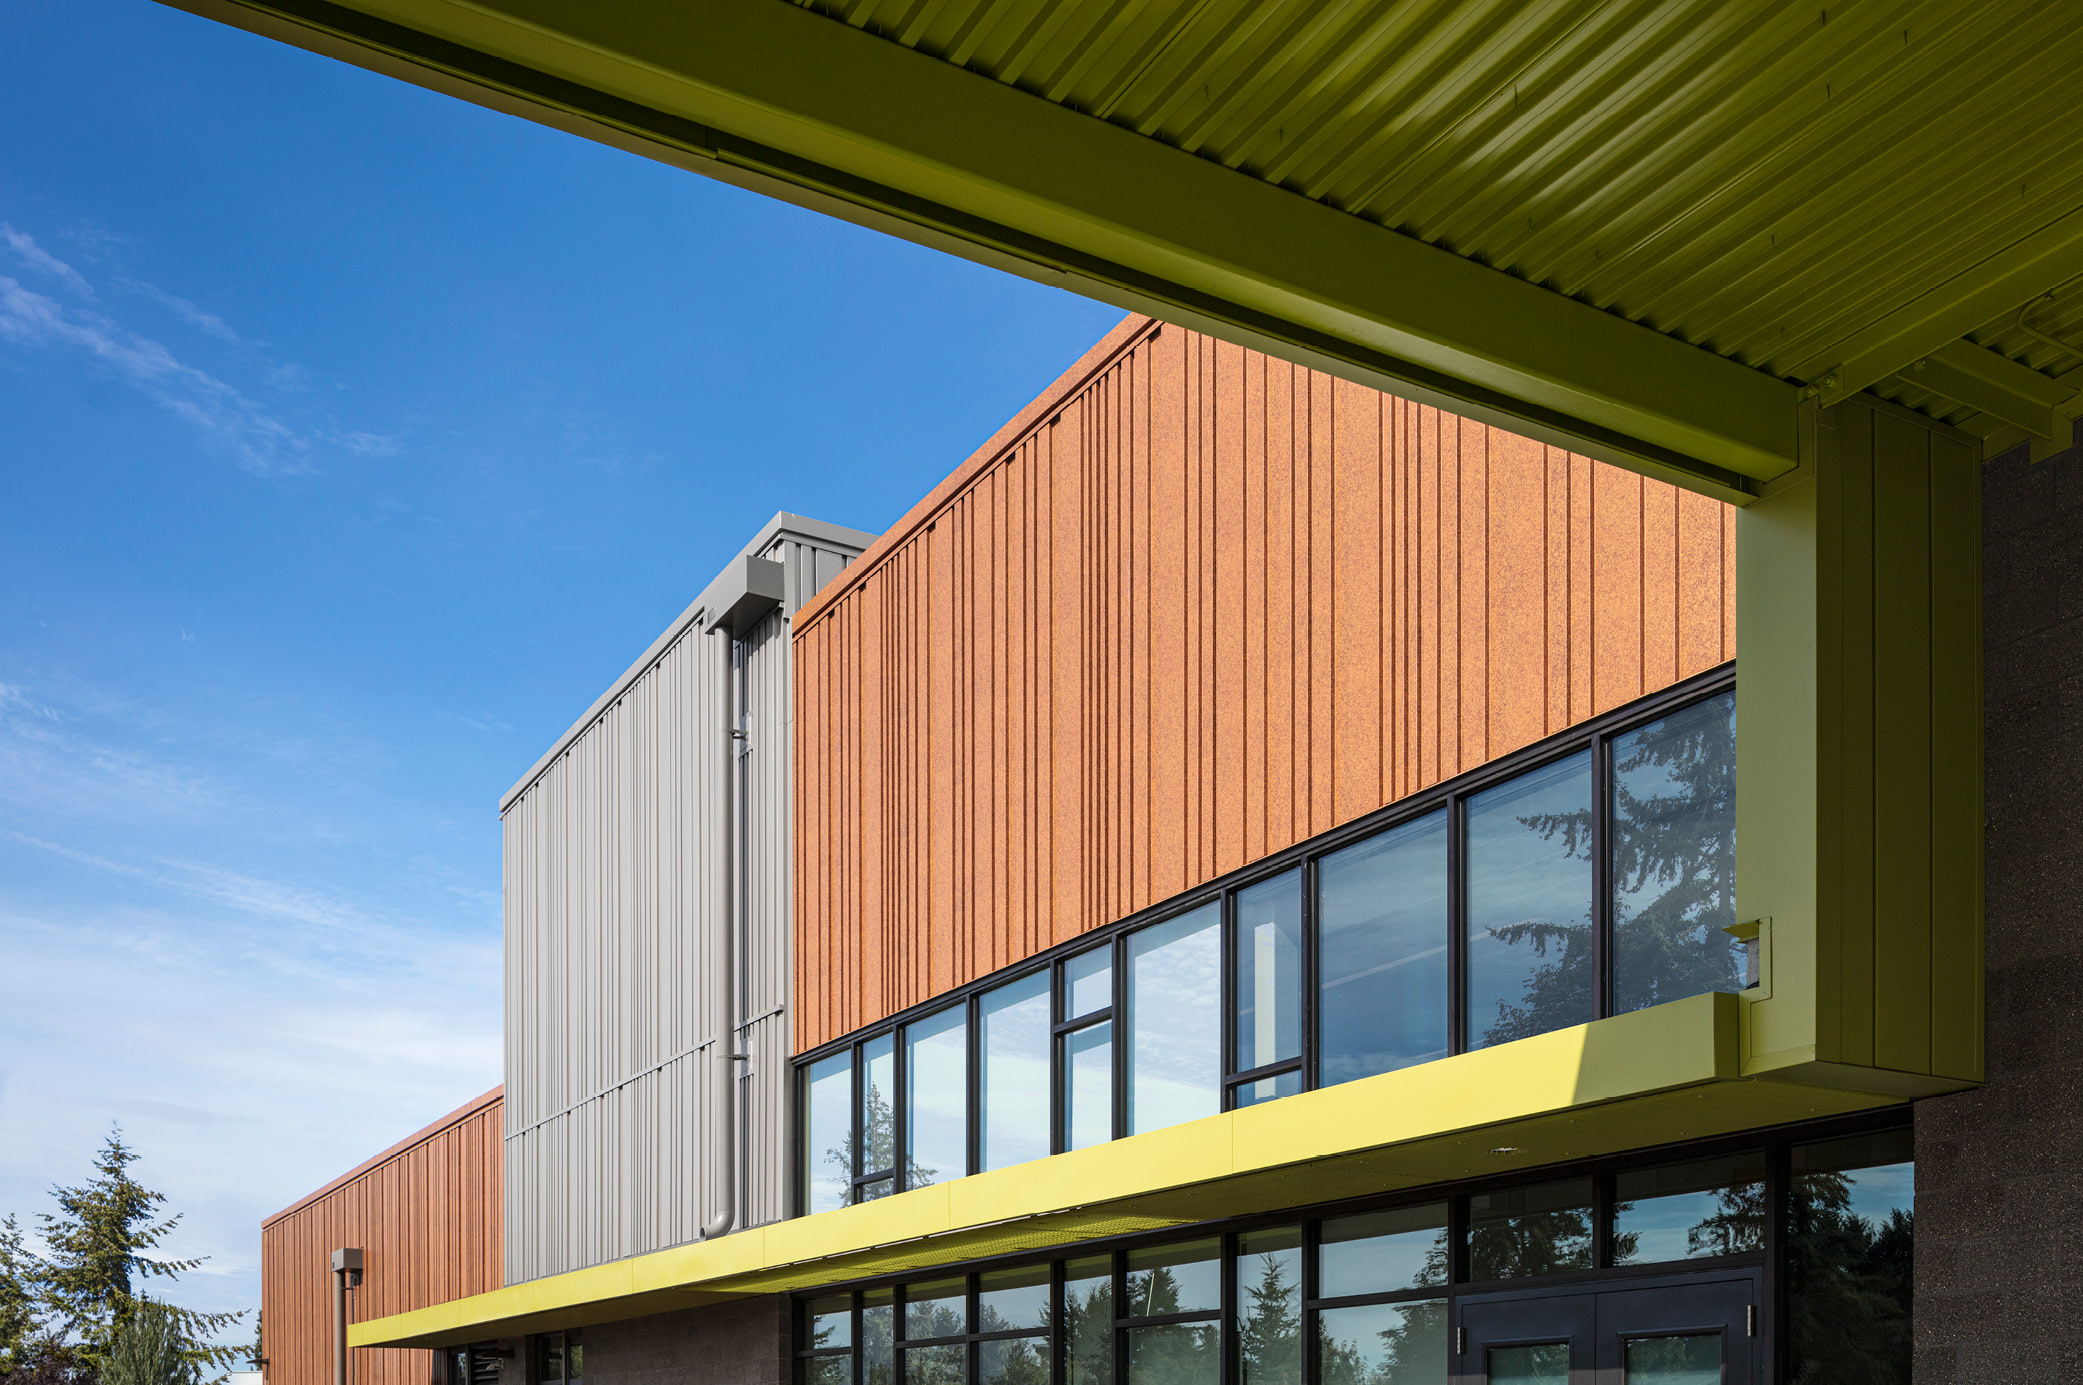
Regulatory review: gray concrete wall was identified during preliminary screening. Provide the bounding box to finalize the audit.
[581,1299,791,1385]
[1915,444,2083,1382]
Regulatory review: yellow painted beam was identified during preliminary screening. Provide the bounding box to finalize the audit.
[349,992,1937,1350]
[158,0,1794,503]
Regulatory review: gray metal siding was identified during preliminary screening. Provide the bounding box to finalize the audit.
[503,516,871,1284]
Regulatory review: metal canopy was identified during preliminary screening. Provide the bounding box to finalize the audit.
[165,0,2083,496]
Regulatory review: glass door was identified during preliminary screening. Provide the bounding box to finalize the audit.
[1453,1271,1758,1384]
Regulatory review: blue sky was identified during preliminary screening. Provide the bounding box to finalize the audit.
[0,0,1121,1346]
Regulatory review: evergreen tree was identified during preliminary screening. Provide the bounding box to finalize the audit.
[0,1217,47,1380]
[99,1305,193,1385]
[24,1129,243,1383]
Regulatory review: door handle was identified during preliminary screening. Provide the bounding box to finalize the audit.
[1747,1304,1757,1338]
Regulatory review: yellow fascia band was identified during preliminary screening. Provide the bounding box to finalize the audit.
[351,991,1906,1350]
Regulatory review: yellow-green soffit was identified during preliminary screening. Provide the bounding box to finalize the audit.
[160,0,2083,494]
[350,993,1950,1350]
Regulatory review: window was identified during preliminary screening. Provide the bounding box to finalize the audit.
[1317,811,1449,1086]
[534,1332,582,1385]
[797,1118,1905,1385]
[1610,690,1740,1012]
[1315,1201,1448,1385]
[798,677,1739,1214]
[858,1034,896,1201]
[802,1053,851,1215]
[904,1005,968,1189]
[1058,945,1113,1151]
[1230,871,1303,1107]
[1465,751,1596,1051]
[1787,1131,1914,1385]
[1235,1228,1301,1385]
[1126,905,1221,1135]
[980,973,1050,1171]
[1612,1153,1765,1264]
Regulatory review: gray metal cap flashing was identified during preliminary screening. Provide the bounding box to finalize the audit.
[499,511,877,813]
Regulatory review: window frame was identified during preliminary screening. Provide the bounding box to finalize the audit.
[795,664,1737,1215]
[795,1110,1910,1385]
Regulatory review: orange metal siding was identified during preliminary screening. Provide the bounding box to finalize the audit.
[791,317,1736,1054]
[260,1090,503,1385]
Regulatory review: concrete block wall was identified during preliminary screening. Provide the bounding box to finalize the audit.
[1915,443,2083,1382]
[583,1299,791,1385]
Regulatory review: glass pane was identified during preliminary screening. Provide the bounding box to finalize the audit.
[537,1333,565,1385]
[1233,869,1303,1074]
[1611,692,1740,1014]
[1063,1020,1113,1150]
[1064,1257,1113,1385]
[1125,1324,1219,1385]
[1624,1335,1720,1385]
[1488,1343,1569,1384]
[1466,752,1595,1049]
[863,1291,894,1385]
[900,1343,965,1385]
[862,1033,897,1178]
[1318,810,1449,1085]
[1316,1300,1447,1385]
[857,1177,893,1202]
[978,1265,1051,1334]
[1235,1228,1301,1385]
[1232,1067,1301,1109]
[904,1279,967,1341]
[1126,1239,1220,1316]
[980,971,1051,1171]
[1788,1132,1913,1385]
[1613,1154,1767,1264]
[804,1357,851,1385]
[1318,1203,1449,1296]
[565,1341,582,1385]
[804,1053,854,1214]
[978,1337,1049,1385]
[904,1005,968,1189]
[1065,944,1112,1020]
[1468,1178,1595,1281]
[807,1297,853,1351]
[1127,904,1221,1134]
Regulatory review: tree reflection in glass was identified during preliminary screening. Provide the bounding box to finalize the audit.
[1063,1258,1112,1385]
[1611,691,1739,1013]
[1235,1229,1301,1385]
[1787,1136,1913,1385]
[1316,1301,1447,1385]
[1466,752,1595,1049]
[1467,1179,1595,1280]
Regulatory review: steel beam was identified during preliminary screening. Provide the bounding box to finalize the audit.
[159,0,1800,502]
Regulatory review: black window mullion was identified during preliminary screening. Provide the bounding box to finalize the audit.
[1050,1259,1065,1385]
[894,1025,909,1192]
[1593,1171,1614,1269]
[1301,855,1318,1093]
[1221,889,1237,1109]
[1765,1143,1790,1385]
[1051,958,1065,1155]
[854,1294,864,1385]
[850,1040,864,1200]
[1219,1231,1236,1385]
[1447,795,1467,1057]
[1112,939,1128,1142]
[967,996,981,1179]
[1111,1250,1127,1385]
[1593,729,1613,1021]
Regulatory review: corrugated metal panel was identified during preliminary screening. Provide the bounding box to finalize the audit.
[260,1091,503,1385]
[792,319,1736,1052]
[798,0,2083,389]
[504,517,873,1282]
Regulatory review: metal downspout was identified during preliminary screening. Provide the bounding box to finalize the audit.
[702,625,737,1241]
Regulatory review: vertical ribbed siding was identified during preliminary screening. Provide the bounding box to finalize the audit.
[504,523,867,1282]
[260,1091,502,1385]
[792,320,1738,1053]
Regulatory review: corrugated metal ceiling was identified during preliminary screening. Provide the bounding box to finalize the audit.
[801,0,2083,417]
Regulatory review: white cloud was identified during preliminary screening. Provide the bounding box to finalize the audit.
[1,222,94,298]
[0,272,312,476]
[120,277,241,344]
